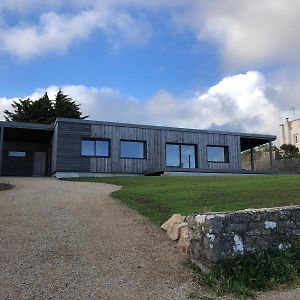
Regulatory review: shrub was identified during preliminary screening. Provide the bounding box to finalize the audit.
[196,247,300,297]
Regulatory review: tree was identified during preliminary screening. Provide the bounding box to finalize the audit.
[279,144,300,159]
[4,98,34,123]
[4,90,88,124]
[54,90,83,119]
[30,93,53,124]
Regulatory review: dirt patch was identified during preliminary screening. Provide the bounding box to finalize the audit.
[137,197,171,214]
[136,197,172,219]
[0,183,14,191]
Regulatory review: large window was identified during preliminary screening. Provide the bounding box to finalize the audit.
[166,143,196,168]
[120,140,146,159]
[81,139,110,157]
[207,146,229,162]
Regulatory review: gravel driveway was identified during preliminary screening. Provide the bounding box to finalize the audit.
[0,177,198,300]
[1,177,299,300]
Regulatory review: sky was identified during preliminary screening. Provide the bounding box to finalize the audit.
[1,0,300,137]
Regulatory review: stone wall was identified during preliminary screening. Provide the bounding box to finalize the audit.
[241,150,273,170]
[273,159,300,171]
[241,150,300,171]
[187,206,300,273]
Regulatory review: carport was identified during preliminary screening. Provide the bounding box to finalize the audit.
[0,121,53,176]
[240,135,275,171]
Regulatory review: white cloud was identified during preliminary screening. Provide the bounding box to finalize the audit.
[0,10,104,58]
[0,72,283,136]
[0,2,152,58]
[172,0,300,67]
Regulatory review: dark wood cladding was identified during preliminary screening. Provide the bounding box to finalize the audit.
[51,125,58,174]
[0,127,3,176]
[2,151,34,176]
[55,121,92,172]
[54,120,243,174]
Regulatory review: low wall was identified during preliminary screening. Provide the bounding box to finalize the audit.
[242,150,300,171]
[187,206,300,273]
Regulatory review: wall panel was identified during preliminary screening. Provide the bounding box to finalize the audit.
[56,120,246,174]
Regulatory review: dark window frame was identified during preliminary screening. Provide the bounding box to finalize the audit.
[81,138,110,158]
[120,139,147,159]
[206,145,229,163]
[165,143,198,168]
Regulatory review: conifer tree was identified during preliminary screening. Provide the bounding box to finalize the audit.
[4,90,88,124]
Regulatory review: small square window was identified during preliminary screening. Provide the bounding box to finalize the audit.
[81,140,94,156]
[95,140,109,157]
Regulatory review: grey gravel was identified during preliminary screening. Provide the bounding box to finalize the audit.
[1,177,298,300]
[0,177,200,300]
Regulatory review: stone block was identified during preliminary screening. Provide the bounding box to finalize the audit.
[161,214,185,231]
[176,226,190,254]
[167,222,188,241]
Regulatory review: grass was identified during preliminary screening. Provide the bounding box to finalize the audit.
[196,247,300,297]
[67,175,300,297]
[66,174,300,225]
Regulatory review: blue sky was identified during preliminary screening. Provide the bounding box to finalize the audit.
[0,11,220,99]
[1,1,300,135]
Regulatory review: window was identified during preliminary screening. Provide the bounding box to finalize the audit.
[295,134,299,144]
[8,151,26,157]
[81,139,109,157]
[81,140,94,156]
[166,143,196,168]
[120,140,146,159]
[207,146,229,163]
[166,144,180,167]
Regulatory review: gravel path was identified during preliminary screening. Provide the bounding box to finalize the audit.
[0,177,198,300]
[1,177,299,300]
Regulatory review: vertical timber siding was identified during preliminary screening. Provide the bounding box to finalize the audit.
[0,127,3,176]
[51,124,58,174]
[91,124,163,174]
[55,120,244,174]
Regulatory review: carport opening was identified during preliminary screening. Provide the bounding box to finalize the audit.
[240,137,273,171]
[1,127,53,177]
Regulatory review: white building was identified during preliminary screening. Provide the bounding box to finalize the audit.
[279,118,300,146]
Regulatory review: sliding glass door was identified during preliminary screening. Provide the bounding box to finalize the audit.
[166,143,196,168]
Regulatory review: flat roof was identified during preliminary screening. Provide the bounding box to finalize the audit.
[0,120,53,131]
[56,117,277,141]
[0,118,276,142]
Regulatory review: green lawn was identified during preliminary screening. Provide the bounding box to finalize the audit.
[67,175,300,225]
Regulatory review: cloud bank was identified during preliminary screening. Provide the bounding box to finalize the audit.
[0,72,284,136]
[0,0,300,67]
